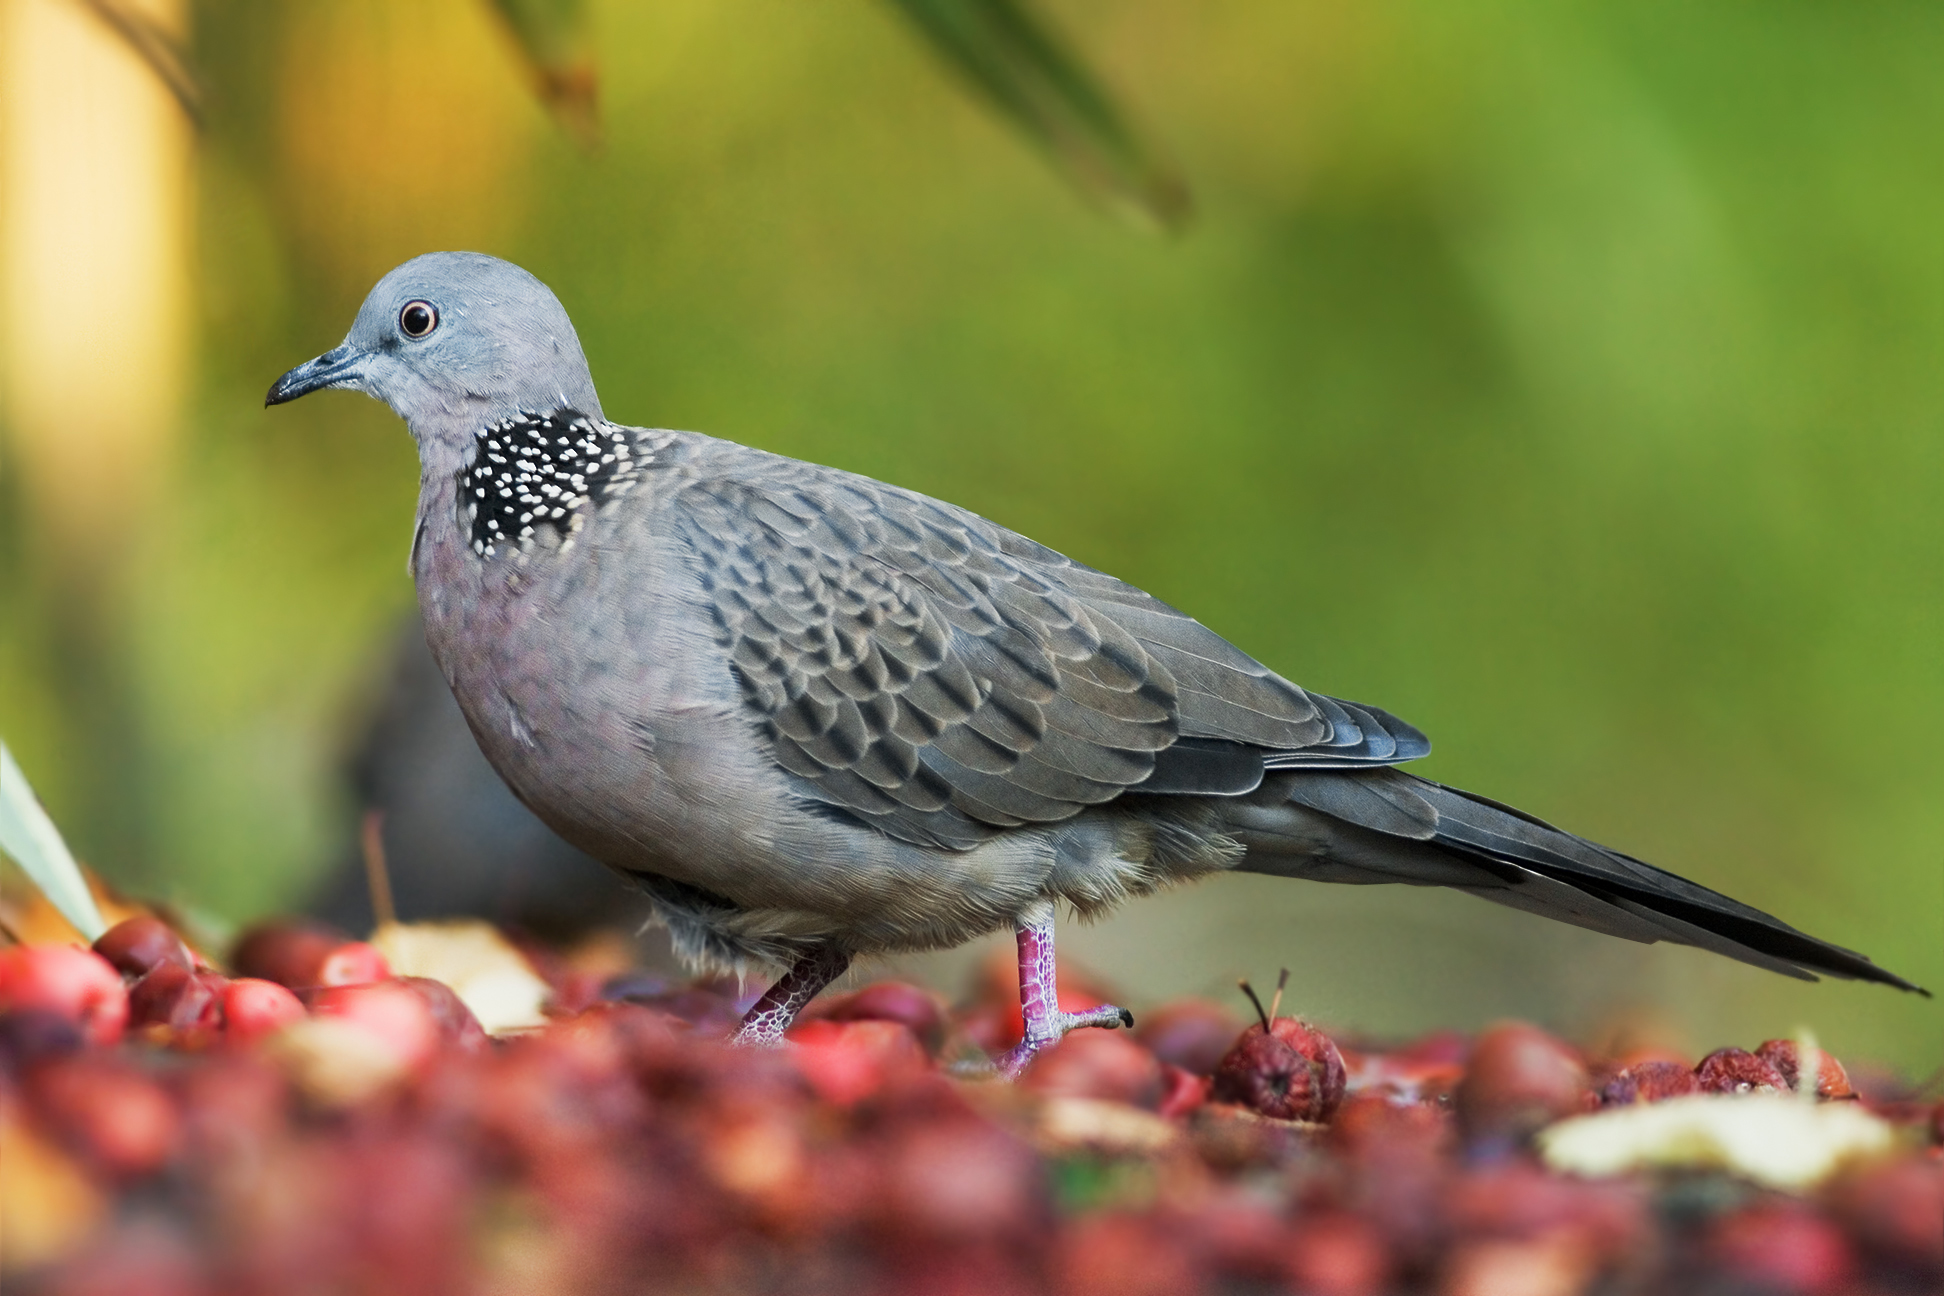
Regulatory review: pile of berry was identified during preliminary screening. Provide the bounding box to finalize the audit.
[1,917,1937,1296]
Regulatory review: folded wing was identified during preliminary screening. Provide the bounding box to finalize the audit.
[674,455,1424,849]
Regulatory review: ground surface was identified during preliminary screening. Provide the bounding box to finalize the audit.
[1,914,1938,1296]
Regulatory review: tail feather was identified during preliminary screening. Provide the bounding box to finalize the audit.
[1237,768,1927,995]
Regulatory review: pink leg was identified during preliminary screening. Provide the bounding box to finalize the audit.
[732,946,851,1047]
[995,900,1133,1079]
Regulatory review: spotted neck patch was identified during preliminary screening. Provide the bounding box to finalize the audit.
[463,410,644,557]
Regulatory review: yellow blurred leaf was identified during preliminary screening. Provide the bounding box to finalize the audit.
[0,1106,105,1272]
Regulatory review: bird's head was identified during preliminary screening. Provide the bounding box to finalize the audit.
[266,252,604,444]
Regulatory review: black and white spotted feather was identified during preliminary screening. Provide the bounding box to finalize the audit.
[464,410,647,557]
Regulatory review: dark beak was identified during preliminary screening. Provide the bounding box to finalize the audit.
[265,344,366,407]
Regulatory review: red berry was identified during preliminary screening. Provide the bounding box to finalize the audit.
[1136,998,1244,1076]
[1827,1158,1944,1272]
[396,977,487,1051]
[28,1055,181,1177]
[1693,1047,1787,1095]
[1710,1204,1854,1294]
[92,916,194,978]
[220,978,307,1042]
[0,944,129,1046]
[310,980,441,1072]
[1285,1211,1390,1296]
[1753,1039,1852,1099]
[1455,1022,1587,1143]
[230,920,346,988]
[813,981,947,1055]
[317,941,391,987]
[1211,1018,1347,1123]
[1022,1029,1167,1108]
[1156,1064,1211,1119]
[1053,1213,1199,1296]
[1601,1059,1699,1105]
[788,1018,928,1105]
[128,962,225,1033]
[874,1114,1040,1239]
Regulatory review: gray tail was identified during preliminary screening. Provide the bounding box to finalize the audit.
[1233,768,1927,995]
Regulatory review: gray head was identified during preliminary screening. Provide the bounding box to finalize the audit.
[266,253,604,439]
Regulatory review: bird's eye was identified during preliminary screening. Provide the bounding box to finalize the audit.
[399,301,438,338]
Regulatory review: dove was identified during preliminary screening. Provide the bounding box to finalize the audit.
[269,253,1923,1075]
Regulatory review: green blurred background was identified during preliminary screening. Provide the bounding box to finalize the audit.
[1,0,1937,1072]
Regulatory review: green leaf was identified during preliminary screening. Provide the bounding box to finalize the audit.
[887,0,1191,231]
[0,742,107,942]
[480,0,601,146]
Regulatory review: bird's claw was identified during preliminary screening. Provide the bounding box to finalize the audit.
[995,1002,1134,1079]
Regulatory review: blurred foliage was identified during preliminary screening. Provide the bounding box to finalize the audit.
[78,0,204,126]
[887,0,1190,228]
[481,0,600,145]
[0,0,1938,1069]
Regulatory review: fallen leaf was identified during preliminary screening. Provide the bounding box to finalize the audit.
[370,920,551,1035]
[1539,1093,1901,1192]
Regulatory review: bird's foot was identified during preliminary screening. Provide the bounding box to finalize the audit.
[730,945,851,1047]
[992,899,1135,1080]
[996,1003,1135,1080]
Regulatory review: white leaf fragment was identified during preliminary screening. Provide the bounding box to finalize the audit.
[268,1017,413,1107]
[1538,1093,1900,1192]
[1033,1096,1181,1156]
[370,919,552,1035]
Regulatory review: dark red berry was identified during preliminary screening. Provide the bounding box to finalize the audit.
[1693,1047,1787,1095]
[1753,1039,1852,1099]
[1211,1018,1347,1123]
[128,962,225,1033]
[1601,1059,1699,1106]
[1455,1022,1587,1143]
[92,917,194,978]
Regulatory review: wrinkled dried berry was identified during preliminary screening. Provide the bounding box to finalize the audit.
[1693,1047,1787,1095]
[1754,1039,1852,1099]
[1211,1018,1346,1123]
[1601,1059,1698,1106]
